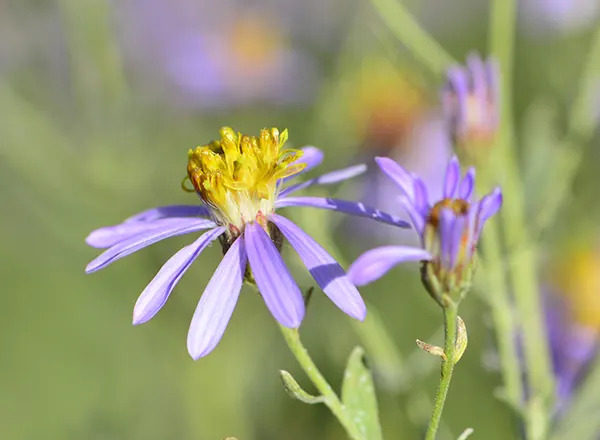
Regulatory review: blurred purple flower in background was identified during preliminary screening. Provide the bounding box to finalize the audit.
[544,247,600,410]
[348,156,502,288]
[519,0,600,36]
[343,59,452,245]
[85,127,410,359]
[442,54,500,150]
[116,0,322,109]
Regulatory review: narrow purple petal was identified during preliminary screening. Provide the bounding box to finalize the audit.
[444,156,460,198]
[479,187,503,222]
[282,147,323,182]
[124,205,210,223]
[245,222,304,328]
[467,53,486,108]
[446,66,469,131]
[132,226,226,325]
[86,217,217,249]
[413,178,430,216]
[348,246,432,286]
[86,218,214,274]
[270,214,366,321]
[187,236,247,359]
[274,196,411,229]
[458,168,476,200]
[279,164,367,197]
[399,195,426,237]
[374,156,415,201]
[485,58,501,127]
[438,210,456,269]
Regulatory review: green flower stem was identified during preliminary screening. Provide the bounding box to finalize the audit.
[489,0,554,432]
[279,325,363,440]
[480,225,524,409]
[369,0,455,76]
[424,301,458,440]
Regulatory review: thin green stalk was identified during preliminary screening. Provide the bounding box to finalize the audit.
[489,0,554,430]
[368,0,455,76]
[480,225,523,409]
[279,326,363,440]
[424,302,458,440]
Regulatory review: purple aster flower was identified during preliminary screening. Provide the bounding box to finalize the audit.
[519,0,600,36]
[86,127,410,359]
[348,155,502,296]
[442,54,500,151]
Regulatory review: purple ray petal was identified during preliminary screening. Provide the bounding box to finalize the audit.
[485,58,501,127]
[398,195,426,237]
[133,226,226,325]
[279,164,367,198]
[444,156,460,198]
[458,168,476,200]
[467,53,486,108]
[348,246,432,286]
[282,147,324,182]
[244,222,304,328]
[86,218,215,274]
[375,156,415,201]
[270,214,366,321]
[446,66,469,132]
[275,196,410,229]
[124,205,211,223]
[438,209,456,269]
[86,217,217,249]
[187,235,247,359]
[413,178,430,216]
[479,187,503,222]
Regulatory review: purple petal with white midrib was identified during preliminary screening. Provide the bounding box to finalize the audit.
[187,236,247,359]
[348,246,432,287]
[444,156,460,198]
[133,226,226,325]
[244,222,305,328]
[274,196,410,229]
[86,217,217,249]
[86,218,216,273]
[125,205,211,223]
[270,214,366,321]
[279,164,367,198]
[375,156,415,202]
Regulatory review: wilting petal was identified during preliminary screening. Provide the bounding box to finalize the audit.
[133,226,226,325]
[279,164,367,197]
[86,218,215,273]
[125,205,210,222]
[458,168,476,200]
[275,196,410,229]
[348,246,432,286]
[375,156,415,201]
[187,236,247,359]
[86,217,217,249]
[444,156,460,198]
[270,214,366,321]
[245,222,304,327]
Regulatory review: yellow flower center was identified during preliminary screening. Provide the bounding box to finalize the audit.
[187,127,305,234]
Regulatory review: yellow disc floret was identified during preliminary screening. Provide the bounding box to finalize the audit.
[187,127,305,234]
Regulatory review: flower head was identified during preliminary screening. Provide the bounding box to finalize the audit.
[348,156,502,299]
[86,127,411,359]
[442,54,500,153]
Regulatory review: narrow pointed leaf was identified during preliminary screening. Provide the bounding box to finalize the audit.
[341,347,383,440]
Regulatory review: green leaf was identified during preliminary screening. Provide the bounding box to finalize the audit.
[279,370,325,405]
[341,347,383,440]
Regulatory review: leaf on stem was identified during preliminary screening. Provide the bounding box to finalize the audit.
[341,347,383,440]
[279,370,325,405]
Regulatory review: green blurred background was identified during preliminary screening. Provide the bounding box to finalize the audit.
[1,0,599,439]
